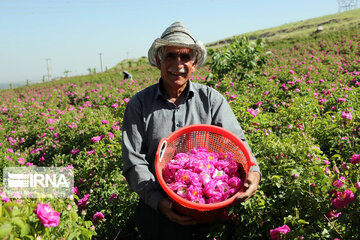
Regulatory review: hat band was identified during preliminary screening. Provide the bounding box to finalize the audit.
[161,31,196,43]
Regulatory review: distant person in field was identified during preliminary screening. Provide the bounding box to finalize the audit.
[121,21,261,240]
[123,71,132,80]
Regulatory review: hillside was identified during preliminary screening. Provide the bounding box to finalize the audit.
[206,8,360,48]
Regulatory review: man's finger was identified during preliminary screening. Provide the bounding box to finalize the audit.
[168,211,196,225]
[159,198,196,225]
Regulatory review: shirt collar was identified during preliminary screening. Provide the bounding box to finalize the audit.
[155,78,194,100]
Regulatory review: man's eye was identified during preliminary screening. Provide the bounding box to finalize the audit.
[165,53,177,60]
[164,53,192,62]
[180,54,191,61]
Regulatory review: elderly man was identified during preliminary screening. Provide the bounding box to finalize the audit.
[122,21,261,240]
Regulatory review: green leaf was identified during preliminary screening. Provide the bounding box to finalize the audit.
[20,224,32,237]
[67,230,80,240]
[0,223,12,238]
[78,227,97,238]
[23,235,35,240]
[321,228,330,238]
[298,219,310,225]
[11,216,25,227]
[11,206,22,217]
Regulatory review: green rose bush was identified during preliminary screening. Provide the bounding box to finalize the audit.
[206,28,359,239]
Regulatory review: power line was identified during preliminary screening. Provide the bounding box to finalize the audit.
[98,53,103,72]
[46,58,51,81]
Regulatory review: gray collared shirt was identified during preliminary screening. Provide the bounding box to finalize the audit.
[122,80,260,210]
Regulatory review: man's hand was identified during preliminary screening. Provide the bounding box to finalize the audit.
[235,171,261,203]
[158,198,196,226]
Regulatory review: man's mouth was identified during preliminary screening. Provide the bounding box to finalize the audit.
[168,68,186,76]
[169,71,185,76]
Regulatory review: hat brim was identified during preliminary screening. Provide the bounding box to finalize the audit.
[148,38,207,69]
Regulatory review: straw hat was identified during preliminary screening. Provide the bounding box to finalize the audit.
[148,21,207,68]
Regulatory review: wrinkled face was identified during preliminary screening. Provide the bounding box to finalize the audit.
[156,46,197,91]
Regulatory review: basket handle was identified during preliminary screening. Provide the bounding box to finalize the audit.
[159,140,167,163]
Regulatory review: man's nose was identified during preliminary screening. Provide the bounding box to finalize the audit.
[172,56,185,66]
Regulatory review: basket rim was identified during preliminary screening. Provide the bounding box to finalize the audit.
[155,124,255,211]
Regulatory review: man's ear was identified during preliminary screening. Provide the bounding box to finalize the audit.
[192,58,198,68]
[190,58,198,73]
[155,56,161,70]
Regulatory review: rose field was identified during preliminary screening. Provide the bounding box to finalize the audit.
[1,23,359,239]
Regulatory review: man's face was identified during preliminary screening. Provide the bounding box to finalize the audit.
[157,46,197,91]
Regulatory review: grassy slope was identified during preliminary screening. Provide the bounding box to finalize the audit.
[206,8,360,49]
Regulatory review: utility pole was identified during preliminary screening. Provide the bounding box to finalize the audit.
[337,0,358,12]
[126,51,129,60]
[98,53,103,72]
[46,58,51,81]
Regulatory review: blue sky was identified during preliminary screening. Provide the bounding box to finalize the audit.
[0,0,345,85]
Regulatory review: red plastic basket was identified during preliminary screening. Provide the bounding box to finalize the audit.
[155,124,255,223]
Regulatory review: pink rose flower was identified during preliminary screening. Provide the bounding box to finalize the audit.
[87,150,95,155]
[270,224,291,240]
[186,185,204,203]
[111,103,118,108]
[34,203,60,228]
[318,98,327,104]
[326,210,342,219]
[68,123,78,129]
[46,118,54,124]
[72,186,79,195]
[247,108,261,117]
[229,94,237,100]
[109,193,118,200]
[332,176,346,188]
[355,182,360,190]
[108,132,114,139]
[341,111,352,119]
[78,194,90,209]
[1,192,11,203]
[18,158,25,165]
[112,125,120,131]
[331,189,355,209]
[91,135,104,143]
[6,148,14,153]
[70,149,80,155]
[350,153,360,165]
[93,212,105,222]
[337,98,346,102]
